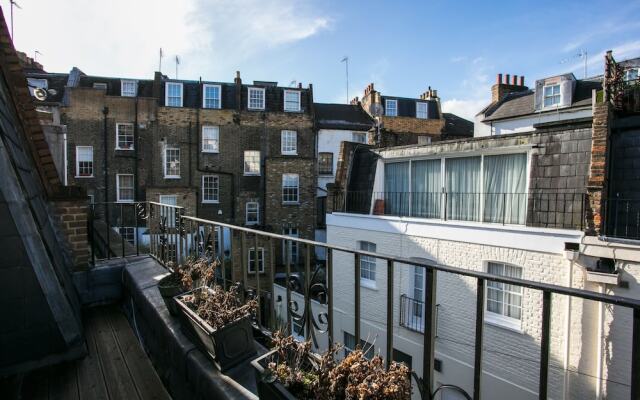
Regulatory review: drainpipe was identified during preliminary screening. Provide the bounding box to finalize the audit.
[134,98,139,201]
[261,112,267,227]
[102,106,109,203]
[596,283,605,400]
[562,258,574,400]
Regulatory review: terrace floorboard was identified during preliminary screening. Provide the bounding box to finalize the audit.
[4,306,171,400]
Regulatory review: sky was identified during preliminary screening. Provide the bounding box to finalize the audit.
[2,0,640,120]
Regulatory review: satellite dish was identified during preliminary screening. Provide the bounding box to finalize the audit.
[33,87,47,101]
[370,103,384,117]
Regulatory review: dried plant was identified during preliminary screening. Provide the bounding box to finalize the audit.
[166,257,218,291]
[263,332,411,399]
[181,284,258,331]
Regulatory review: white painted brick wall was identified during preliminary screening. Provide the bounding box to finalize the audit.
[327,218,640,399]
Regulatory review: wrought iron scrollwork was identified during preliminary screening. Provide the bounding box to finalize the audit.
[287,264,330,348]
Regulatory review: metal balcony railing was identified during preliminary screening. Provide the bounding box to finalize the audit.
[603,198,640,241]
[87,201,640,400]
[400,294,426,333]
[332,191,587,230]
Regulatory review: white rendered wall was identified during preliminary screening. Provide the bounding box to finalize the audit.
[317,129,368,190]
[326,212,640,399]
[474,108,592,137]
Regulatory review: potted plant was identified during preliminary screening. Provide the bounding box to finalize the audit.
[174,283,258,371]
[252,332,411,399]
[157,258,217,315]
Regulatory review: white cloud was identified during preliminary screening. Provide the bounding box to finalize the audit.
[442,98,488,121]
[5,0,330,79]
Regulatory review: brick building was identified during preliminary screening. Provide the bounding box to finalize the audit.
[26,68,317,288]
[355,83,473,147]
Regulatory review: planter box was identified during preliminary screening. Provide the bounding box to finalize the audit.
[251,348,321,400]
[175,288,256,371]
[157,274,184,316]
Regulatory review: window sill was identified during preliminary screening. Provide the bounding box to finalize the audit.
[201,150,219,154]
[248,271,266,275]
[282,202,300,206]
[246,222,259,226]
[319,172,333,176]
[247,108,265,111]
[202,200,219,204]
[115,147,134,151]
[164,176,181,179]
[244,173,261,177]
[202,106,222,110]
[75,175,94,178]
[484,313,523,333]
[116,200,134,204]
[360,279,377,290]
[281,152,298,156]
[284,109,302,113]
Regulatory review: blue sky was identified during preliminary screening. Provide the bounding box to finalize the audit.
[4,0,640,119]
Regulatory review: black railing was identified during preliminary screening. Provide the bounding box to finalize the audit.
[89,201,640,399]
[603,198,640,241]
[333,191,586,230]
[400,294,425,333]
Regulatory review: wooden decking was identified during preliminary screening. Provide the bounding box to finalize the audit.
[10,306,171,400]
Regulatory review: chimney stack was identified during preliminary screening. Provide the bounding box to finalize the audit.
[491,72,529,103]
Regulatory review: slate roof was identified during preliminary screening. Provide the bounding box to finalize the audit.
[482,78,602,122]
[315,103,374,130]
[442,113,473,138]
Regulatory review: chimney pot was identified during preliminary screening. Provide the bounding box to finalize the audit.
[519,76,525,86]
[512,75,518,85]
[236,71,240,79]
[298,82,302,88]
[505,74,510,85]
[497,74,503,84]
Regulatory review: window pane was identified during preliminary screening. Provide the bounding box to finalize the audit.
[117,124,134,149]
[244,151,260,174]
[445,157,481,221]
[386,100,397,116]
[202,126,219,152]
[202,175,219,202]
[282,174,299,203]
[416,102,428,119]
[76,146,93,177]
[319,153,333,174]
[385,162,410,215]
[165,148,180,177]
[284,91,300,111]
[483,153,527,224]
[204,85,221,108]
[281,130,297,154]
[249,88,264,109]
[411,159,441,218]
[486,262,523,321]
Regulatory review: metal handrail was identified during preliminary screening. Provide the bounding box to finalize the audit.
[92,201,640,399]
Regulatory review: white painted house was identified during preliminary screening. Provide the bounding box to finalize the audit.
[474,73,601,137]
[314,103,373,257]
[326,131,640,399]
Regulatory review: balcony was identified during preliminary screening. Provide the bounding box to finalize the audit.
[43,201,638,399]
[333,191,587,230]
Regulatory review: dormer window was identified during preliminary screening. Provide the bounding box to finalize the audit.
[416,102,428,119]
[543,84,561,107]
[284,90,301,112]
[165,82,183,107]
[121,80,137,97]
[385,99,397,116]
[203,84,221,108]
[248,87,265,110]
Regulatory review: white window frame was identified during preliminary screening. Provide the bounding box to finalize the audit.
[164,147,181,179]
[318,152,333,175]
[352,132,367,144]
[248,247,265,273]
[115,123,134,150]
[280,130,297,155]
[484,261,524,332]
[246,201,259,225]
[159,195,178,228]
[202,84,222,109]
[165,82,183,107]
[542,84,561,108]
[282,227,299,264]
[201,175,219,203]
[75,146,93,178]
[202,126,220,153]
[116,174,134,203]
[416,102,428,119]
[120,80,138,97]
[624,68,639,82]
[283,90,301,112]
[244,150,261,176]
[358,241,377,289]
[248,87,265,110]
[282,173,299,204]
[116,226,136,245]
[385,99,398,116]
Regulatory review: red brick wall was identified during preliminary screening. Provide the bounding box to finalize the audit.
[586,101,611,235]
[52,200,90,270]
